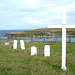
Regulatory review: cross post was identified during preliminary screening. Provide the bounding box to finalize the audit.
[48,8,75,70]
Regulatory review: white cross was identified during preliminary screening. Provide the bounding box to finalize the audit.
[48,8,75,70]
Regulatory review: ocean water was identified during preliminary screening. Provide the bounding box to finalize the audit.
[0,30,25,37]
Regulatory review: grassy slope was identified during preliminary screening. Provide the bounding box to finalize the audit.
[6,28,75,37]
[0,41,75,75]
[23,28,75,32]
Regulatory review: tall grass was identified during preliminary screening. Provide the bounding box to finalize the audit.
[0,41,75,75]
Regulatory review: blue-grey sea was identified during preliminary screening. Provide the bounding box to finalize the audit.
[0,30,25,37]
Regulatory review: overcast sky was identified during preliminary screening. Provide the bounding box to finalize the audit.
[0,0,75,30]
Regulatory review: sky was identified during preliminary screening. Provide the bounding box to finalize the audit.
[0,0,75,30]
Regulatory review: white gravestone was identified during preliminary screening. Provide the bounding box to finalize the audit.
[13,40,17,49]
[44,45,50,56]
[31,46,37,55]
[5,42,9,45]
[20,40,25,50]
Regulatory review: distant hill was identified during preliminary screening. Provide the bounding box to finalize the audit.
[6,28,75,37]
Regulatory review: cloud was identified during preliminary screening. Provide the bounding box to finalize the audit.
[0,0,75,30]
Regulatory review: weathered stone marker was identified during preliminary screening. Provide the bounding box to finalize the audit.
[13,40,17,49]
[5,42,9,45]
[20,40,25,50]
[44,45,50,56]
[31,46,37,55]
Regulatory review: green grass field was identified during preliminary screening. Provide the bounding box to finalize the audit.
[0,41,75,75]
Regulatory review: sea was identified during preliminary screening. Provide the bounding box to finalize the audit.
[0,30,25,37]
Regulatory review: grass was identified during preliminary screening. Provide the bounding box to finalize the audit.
[6,28,75,37]
[0,40,75,75]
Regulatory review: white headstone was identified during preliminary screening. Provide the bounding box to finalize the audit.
[5,42,9,45]
[44,45,50,56]
[13,40,17,49]
[20,40,25,50]
[31,46,37,55]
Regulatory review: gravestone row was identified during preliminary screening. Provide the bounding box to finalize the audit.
[5,40,50,56]
[13,40,25,50]
[13,40,50,56]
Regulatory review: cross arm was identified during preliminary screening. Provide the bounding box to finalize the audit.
[65,25,75,28]
[48,25,62,28]
[48,25,75,28]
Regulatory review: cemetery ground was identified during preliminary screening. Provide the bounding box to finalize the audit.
[0,40,75,75]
